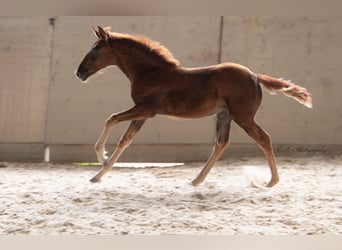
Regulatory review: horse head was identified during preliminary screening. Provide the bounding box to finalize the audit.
[75,26,117,82]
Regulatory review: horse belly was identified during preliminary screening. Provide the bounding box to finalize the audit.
[160,91,222,118]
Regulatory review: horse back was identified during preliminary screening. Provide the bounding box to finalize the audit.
[131,63,261,118]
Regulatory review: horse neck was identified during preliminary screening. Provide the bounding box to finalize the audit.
[115,52,170,83]
[112,40,174,82]
[115,57,133,81]
[114,56,151,83]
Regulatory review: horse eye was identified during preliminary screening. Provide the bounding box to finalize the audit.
[92,43,100,50]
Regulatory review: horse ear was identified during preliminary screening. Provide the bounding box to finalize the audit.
[92,27,100,39]
[97,26,110,42]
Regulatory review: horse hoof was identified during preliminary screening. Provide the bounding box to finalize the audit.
[191,179,201,187]
[90,177,100,183]
[266,179,279,188]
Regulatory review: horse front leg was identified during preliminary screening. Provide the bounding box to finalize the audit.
[94,127,110,164]
[90,120,145,182]
[91,106,154,183]
[94,106,151,163]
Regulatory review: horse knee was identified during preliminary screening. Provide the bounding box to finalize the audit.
[94,142,102,152]
[118,131,136,148]
[105,115,117,127]
[215,136,230,149]
[216,125,231,146]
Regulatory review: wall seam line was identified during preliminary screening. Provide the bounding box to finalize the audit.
[43,17,57,161]
[218,16,224,64]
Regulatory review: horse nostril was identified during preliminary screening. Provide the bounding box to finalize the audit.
[76,67,85,78]
[75,66,88,82]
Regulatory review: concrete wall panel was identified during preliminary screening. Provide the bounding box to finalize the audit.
[0,17,52,143]
[1,17,341,162]
[221,17,342,144]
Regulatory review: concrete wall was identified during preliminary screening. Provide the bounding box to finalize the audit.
[0,17,52,160]
[0,17,341,162]
[223,17,342,146]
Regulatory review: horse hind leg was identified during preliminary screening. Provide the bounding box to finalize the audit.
[235,118,279,187]
[192,110,232,186]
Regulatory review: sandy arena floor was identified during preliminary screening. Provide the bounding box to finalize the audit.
[0,156,341,235]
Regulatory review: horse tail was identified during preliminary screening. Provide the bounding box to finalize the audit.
[257,74,312,108]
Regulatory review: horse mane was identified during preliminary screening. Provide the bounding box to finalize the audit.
[109,32,180,67]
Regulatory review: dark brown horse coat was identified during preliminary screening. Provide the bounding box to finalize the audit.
[76,26,312,187]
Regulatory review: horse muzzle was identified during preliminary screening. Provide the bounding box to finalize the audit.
[75,67,89,82]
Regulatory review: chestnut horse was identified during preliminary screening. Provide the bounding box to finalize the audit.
[76,26,312,187]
